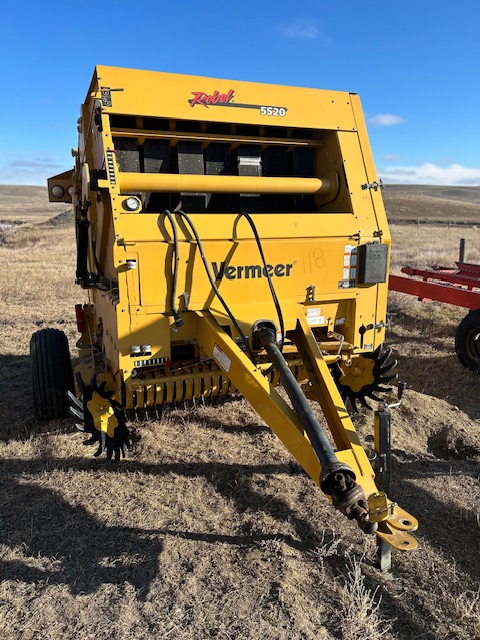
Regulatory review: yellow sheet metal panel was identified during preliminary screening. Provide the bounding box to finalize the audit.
[92,65,358,131]
[112,211,368,241]
[133,235,360,304]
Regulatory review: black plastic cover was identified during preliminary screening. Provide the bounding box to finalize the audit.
[358,243,388,284]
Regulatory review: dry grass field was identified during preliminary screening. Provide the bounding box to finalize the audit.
[1,185,479,640]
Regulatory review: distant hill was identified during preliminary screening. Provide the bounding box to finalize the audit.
[381,185,480,225]
[383,184,480,204]
[0,185,66,220]
[0,184,50,204]
[1,183,479,225]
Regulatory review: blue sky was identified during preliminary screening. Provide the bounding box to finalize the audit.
[1,0,479,186]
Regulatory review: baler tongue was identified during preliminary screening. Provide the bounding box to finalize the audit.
[194,311,417,548]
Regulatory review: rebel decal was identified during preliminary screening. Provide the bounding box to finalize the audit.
[188,89,287,116]
[189,89,235,108]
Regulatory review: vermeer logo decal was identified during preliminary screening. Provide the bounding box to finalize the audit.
[189,89,235,108]
[212,261,293,280]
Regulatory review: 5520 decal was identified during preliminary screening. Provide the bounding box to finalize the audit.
[260,106,286,117]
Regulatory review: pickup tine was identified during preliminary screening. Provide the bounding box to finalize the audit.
[67,390,83,411]
[68,406,85,421]
[75,371,86,395]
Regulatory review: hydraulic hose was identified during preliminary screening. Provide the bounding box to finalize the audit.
[175,210,255,360]
[235,212,285,352]
[255,324,376,534]
[161,210,183,327]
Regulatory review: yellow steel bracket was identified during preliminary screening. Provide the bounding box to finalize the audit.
[368,492,391,522]
[87,392,119,438]
[377,515,418,551]
[288,314,378,492]
[195,311,321,482]
[195,311,418,549]
[288,313,418,549]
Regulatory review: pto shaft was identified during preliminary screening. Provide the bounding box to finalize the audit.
[254,325,376,533]
[256,326,338,470]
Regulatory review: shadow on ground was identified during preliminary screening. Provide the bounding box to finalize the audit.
[0,354,72,441]
[2,453,477,638]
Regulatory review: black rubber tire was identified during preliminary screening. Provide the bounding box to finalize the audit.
[455,309,480,373]
[30,328,74,420]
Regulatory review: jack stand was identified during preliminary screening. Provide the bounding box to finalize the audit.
[374,381,407,573]
[374,409,392,572]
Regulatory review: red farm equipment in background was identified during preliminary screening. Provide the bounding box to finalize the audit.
[389,239,480,372]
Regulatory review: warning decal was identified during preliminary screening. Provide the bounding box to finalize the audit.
[213,343,231,373]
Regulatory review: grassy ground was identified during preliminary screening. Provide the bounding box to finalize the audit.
[0,186,479,640]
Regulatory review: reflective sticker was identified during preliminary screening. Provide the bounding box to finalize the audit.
[306,307,325,325]
[213,343,231,373]
[335,318,346,325]
[238,157,262,166]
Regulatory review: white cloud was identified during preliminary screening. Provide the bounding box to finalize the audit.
[368,114,405,127]
[275,19,319,39]
[0,152,66,186]
[378,162,480,186]
[382,154,401,162]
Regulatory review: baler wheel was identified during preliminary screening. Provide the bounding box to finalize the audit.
[30,328,74,420]
[332,343,397,412]
[455,309,480,373]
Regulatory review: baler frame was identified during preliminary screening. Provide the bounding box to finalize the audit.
[33,65,419,557]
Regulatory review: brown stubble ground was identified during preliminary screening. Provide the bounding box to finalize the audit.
[0,186,479,640]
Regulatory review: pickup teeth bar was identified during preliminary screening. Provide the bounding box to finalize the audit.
[122,359,305,410]
[123,363,233,410]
